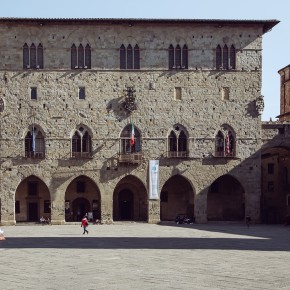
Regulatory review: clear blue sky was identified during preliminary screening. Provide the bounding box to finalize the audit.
[1,0,289,121]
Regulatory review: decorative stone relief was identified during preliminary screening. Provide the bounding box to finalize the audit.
[256,95,264,115]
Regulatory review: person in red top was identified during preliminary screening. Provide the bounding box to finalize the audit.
[81,216,89,234]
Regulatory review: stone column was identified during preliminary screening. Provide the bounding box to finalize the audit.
[0,194,16,225]
[50,188,65,225]
[101,197,113,224]
[194,188,208,223]
[148,199,160,224]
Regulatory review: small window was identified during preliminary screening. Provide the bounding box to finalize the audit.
[222,87,230,100]
[79,87,86,99]
[268,181,274,192]
[28,181,38,196]
[175,87,182,100]
[44,200,51,213]
[31,87,37,100]
[0,98,4,112]
[160,191,168,202]
[76,181,86,193]
[268,163,274,174]
[15,201,20,214]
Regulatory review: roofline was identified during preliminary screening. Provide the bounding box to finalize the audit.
[278,64,290,74]
[0,17,279,34]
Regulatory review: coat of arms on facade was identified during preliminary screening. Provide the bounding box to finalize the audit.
[123,86,137,113]
[256,95,264,115]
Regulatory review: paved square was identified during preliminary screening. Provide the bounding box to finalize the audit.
[1,223,290,290]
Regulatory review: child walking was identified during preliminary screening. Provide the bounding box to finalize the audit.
[81,216,89,234]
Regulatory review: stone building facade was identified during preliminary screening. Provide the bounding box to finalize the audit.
[0,18,279,225]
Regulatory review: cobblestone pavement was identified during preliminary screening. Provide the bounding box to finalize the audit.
[1,223,290,290]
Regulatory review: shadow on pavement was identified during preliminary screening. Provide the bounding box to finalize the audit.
[1,235,290,251]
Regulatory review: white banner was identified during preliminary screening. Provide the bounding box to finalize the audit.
[149,160,159,199]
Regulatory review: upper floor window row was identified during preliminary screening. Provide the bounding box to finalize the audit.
[23,43,43,69]
[216,45,236,70]
[22,43,237,71]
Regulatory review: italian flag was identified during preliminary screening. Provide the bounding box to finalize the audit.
[130,121,135,146]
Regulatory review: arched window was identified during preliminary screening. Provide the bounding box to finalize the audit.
[120,44,126,69]
[215,127,235,157]
[78,44,84,68]
[168,44,174,69]
[23,43,29,69]
[127,44,133,69]
[30,43,36,69]
[167,126,188,158]
[223,45,229,70]
[71,127,92,158]
[119,124,142,164]
[120,44,140,70]
[216,44,236,70]
[134,45,140,69]
[215,131,224,157]
[230,45,236,69]
[182,45,188,69]
[85,44,91,69]
[71,44,77,69]
[24,126,45,159]
[169,44,188,70]
[175,44,181,68]
[23,43,44,69]
[37,44,44,68]
[216,45,222,69]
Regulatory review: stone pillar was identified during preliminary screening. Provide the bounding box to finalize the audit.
[148,199,160,224]
[50,189,65,225]
[194,188,208,223]
[101,197,113,224]
[0,190,16,226]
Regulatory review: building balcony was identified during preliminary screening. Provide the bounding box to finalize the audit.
[166,151,189,158]
[214,151,236,158]
[71,152,92,159]
[25,151,45,159]
[118,152,142,164]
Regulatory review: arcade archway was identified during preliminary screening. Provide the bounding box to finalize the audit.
[64,175,101,222]
[15,175,51,222]
[207,175,244,221]
[113,175,147,221]
[160,175,195,221]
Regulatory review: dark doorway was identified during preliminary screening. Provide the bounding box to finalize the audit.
[72,197,90,221]
[28,202,38,221]
[119,190,133,220]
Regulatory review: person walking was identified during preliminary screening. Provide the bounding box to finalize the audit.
[81,216,89,234]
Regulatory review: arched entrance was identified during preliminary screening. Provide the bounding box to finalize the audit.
[160,175,195,221]
[15,175,51,223]
[72,197,90,221]
[119,189,134,220]
[261,146,290,223]
[113,175,147,221]
[64,175,101,222]
[207,175,244,221]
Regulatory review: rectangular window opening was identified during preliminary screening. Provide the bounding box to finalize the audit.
[79,87,86,100]
[31,87,37,100]
[175,87,182,100]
